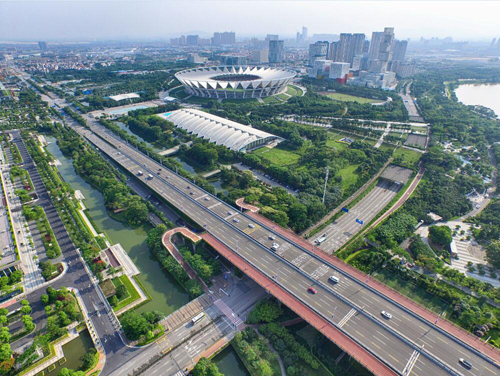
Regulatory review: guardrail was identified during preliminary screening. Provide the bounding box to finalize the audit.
[93,124,500,367]
[82,125,475,375]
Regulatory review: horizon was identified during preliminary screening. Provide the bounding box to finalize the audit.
[1,1,499,43]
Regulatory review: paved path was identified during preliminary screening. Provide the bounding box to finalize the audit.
[162,227,207,292]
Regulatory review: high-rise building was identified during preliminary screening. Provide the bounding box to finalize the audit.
[329,62,351,79]
[378,27,395,64]
[337,33,352,63]
[265,34,280,46]
[309,41,329,65]
[302,26,308,41]
[368,32,384,60]
[186,35,199,46]
[331,33,365,65]
[363,40,370,54]
[490,38,497,48]
[251,49,269,64]
[351,34,366,62]
[269,40,284,63]
[212,32,236,46]
[38,41,48,52]
[328,41,340,61]
[392,40,408,62]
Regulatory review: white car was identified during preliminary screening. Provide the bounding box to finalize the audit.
[329,276,339,283]
[268,235,276,240]
[233,218,240,223]
[248,224,255,229]
[381,311,392,320]
[271,243,280,251]
[204,197,210,201]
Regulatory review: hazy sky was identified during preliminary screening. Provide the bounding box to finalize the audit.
[1,1,498,42]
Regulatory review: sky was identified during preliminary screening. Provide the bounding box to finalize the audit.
[0,1,499,42]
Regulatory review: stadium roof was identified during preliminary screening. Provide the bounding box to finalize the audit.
[158,109,281,152]
[109,93,140,102]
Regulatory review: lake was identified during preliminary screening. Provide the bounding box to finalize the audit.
[455,83,500,117]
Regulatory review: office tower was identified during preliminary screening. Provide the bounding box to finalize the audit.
[337,33,352,63]
[392,40,408,62]
[251,49,269,64]
[265,34,279,46]
[378,27,395,63]
[350,34,366,63]
[368,32,384,59]
[328,41,340,61]
[38,41,48,52]
[329,62,350,79]
[309,41,329,65]
[186,35,199,46]
[302,26,308,40]
[269,40,284,63]
[212,32,236,46]
[363,40,370,54]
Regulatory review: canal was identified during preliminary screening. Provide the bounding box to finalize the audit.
[213,345,250,376]
[43,330,93,375]
[45,136,190,315]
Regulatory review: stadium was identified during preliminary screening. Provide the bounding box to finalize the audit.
[174,66,296,99]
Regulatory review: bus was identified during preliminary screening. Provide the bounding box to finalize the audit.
[191,312,205,325]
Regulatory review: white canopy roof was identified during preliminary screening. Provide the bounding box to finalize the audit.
[158,109,280,152]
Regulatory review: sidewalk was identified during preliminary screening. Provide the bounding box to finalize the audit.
[201,232,397,376]
[162,227,208,292]
[244,203,500,363]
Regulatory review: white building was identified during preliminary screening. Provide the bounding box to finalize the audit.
[251,49,269,64]
[329,62,351,79]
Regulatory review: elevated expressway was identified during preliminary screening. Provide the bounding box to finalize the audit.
[73,121,499,376]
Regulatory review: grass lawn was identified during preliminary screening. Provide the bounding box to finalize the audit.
[286,85,303,97]
[379,143,396,153]
[375,268,449,313]
[393,148,422,168]
[276,93,289,101]
[222,98,259,104]
[253,146,301,166]
[337,164,359,191]
[170,87,190,99]
[262,96,281,104]
[110,275,141,311]
[324,92,382,104]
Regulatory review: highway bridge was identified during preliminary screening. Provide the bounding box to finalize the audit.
[71,119,499,376]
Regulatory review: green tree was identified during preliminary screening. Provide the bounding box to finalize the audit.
[247,300,282,324]
[0,316,7,326]
[192,357,224,376]
[486,241,500,269]
[124,196,148,226]
[8,270,22,284]
[0,344,12,362]
[0,328,10,343]
[21,315,35,333]
[41,294,49,306]
[428,225,452,247]
[110,295,119,307]
[21,305,32,315]
[115,284,128,300]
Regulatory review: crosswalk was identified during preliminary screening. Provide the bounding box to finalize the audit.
[213,299,243,328]
[402,349,421,375]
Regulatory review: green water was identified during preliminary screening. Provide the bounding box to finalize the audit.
[44,330,93,375]
[45,136,190,315]
[213,345,250,376]
[114,121,162,152]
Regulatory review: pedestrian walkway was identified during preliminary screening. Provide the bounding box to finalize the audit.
[162,227,207,291]
[213,298,244,329]
[160,294,211,331]
[243,209,500,363]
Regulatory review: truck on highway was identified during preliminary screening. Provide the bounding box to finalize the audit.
[137,170,143,176]
[147,174,153,180]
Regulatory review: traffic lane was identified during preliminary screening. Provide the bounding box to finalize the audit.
[320,181,398,251]
[343,313,416,374]
[411,356,451,376]
[140,317,232,376]
[83,124,499,374]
